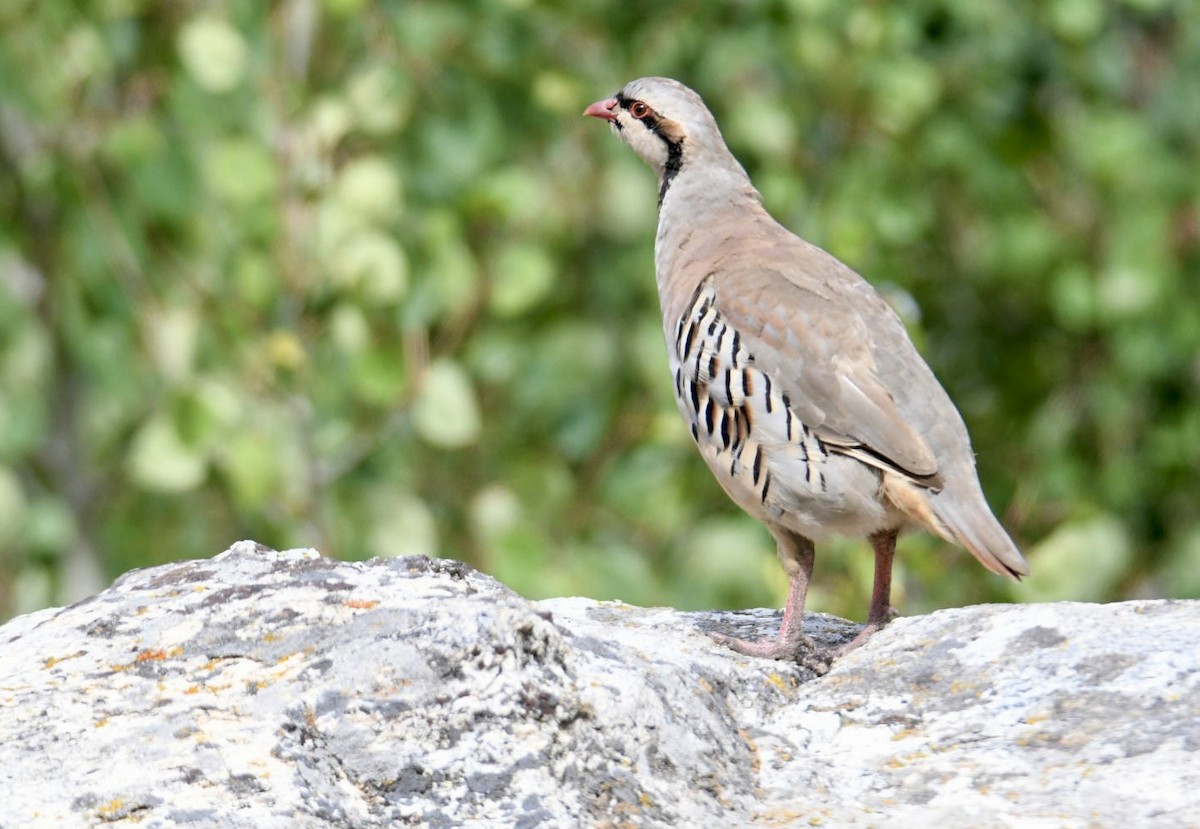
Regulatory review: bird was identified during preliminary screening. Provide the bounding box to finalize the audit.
[584,77,1028,666]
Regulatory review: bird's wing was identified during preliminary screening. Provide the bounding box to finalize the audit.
[703,244,943,483]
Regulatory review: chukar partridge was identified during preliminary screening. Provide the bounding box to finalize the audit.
[585,77,1028,664]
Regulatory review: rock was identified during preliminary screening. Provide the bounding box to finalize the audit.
[0,541,1196,828]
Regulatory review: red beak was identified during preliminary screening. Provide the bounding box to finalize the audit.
[583,97,619,121]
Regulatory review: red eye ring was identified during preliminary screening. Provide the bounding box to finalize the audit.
[629,101,650,119]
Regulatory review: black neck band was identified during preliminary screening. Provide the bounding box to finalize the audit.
[616,92,686,206]
[659,140,683,206]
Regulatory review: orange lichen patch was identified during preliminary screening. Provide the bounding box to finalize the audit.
[94,718,109,728]
[262,632,280,643]
[766,672,792,692]
[184,685,201,695]
[96,799,125,817]
[345,598,379,610]
[42,650,86,669]
[134,645,184,663]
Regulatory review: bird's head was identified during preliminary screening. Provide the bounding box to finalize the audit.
[584,77,728,185]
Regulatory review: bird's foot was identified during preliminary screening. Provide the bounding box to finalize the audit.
[711,605,899,671]
[833,607,899,656]
[709,631,833,676]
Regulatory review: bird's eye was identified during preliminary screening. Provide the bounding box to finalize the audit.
[629,101,651,119]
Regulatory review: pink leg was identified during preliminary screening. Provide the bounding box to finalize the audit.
[836,529,899,655]
[711,529,826,668]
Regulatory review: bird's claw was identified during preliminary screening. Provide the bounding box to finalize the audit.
[708,631,833,675]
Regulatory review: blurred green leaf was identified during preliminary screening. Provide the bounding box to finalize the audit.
[204,139,277,205]
[145,305,199,383]
[872,57,942,135]
[488,242,554,317]
[177,15,248,93]
[327,230,409,302]
[728,94,799,159]
[126,413,208,494]
[367,490,438,558]
[1048,0,1107,42]
[678,517,780,611]
[329,303,370,354]
[412,359,481,449]
[1157,527,1200,599]
[24,497,77,555]
[334,156,404,224]
[1016,514,1132,602]
[0,466,28,549]
[219,430,283,511]
[469,483,522,543]
[351,345,407,406]
[4,0,1200,623]
[347,66,414,135]
[410,212,479,321]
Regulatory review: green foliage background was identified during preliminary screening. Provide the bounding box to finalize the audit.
[2,0,1199,622]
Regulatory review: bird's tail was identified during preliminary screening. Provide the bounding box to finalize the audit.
[882,473,1029,580]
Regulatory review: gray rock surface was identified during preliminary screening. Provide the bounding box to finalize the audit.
[0,541,1196,828]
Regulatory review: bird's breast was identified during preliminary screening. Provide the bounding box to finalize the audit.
[667,281,871,532]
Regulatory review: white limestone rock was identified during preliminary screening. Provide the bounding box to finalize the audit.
[0,541,1196,827]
